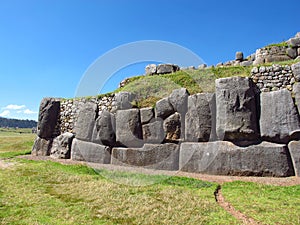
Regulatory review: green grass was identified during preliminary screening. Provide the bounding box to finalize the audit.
[222,181,300,225]
[0,159,238,225]
[0,128,35,158]
[265,41,289,49]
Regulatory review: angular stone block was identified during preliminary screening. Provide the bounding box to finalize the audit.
[140,107,154,124]
[215,77,259,142]
[168,88,189,113]
[111,143,179,170]
[163,113,181,142]
[185,93,216,142]
[143,120,165,144]
[71,138,111,164]
[116,109,143,147]
[37,98,60,139]
[292,62,300,82]
[92,111,116,146]
[74,102,98,142]
[32,137,53,156]
[288,141,300,177]
[155,97,174,119]
[115,92,137,110]
[50,132,74,159]
[180,141,294,177]
[260,89,300,143]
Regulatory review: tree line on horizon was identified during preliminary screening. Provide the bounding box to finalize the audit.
[0,117,37,128]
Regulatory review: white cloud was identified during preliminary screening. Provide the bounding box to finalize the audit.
[23,109,37,114]
[4,104,26,110]
[0,110,10,117]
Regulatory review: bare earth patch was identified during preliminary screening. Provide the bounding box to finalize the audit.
[0,159,16,169]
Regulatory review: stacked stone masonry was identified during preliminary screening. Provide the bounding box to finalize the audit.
[33,65,300,177]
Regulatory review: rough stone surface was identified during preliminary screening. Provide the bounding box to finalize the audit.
[37,98,60,139]
[145,64,157,75]
[288,37,300,48]
[92,111,116,146]
[140,107,154,124]
[179,141,294,177]
[293,83,300,114]
[32,137,53,156]
[111,143,179,170]
[156,64,179,74]
[114,92,137,110]
[50,132,74,159]
[74,102,98,142]
[292,62,300,82]
[163,113,181,142]
[260,89,300,143]
[155,98,174,119]
[142,120,165,144]
[215,77,259,142]
[168,88,189,113]
[235,52,244,61]
[286,48,297,59]
[185,93,216,142]
[71,138,111,163]
[115,109,143,147]
[288,141,300,177]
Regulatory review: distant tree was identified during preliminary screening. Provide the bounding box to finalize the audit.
[0,117,37,128]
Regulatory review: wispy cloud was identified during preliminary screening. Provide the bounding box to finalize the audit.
[0,110,10,117]
[4,104,26,110]
[23,109,37,114]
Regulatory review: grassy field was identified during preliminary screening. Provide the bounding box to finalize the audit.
[1,129,300,224]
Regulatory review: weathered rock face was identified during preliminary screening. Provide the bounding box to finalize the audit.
[288,37,300,48]
[71,138,111,164]
[293,83,300,114]
[260,89,300,143]
[288,141,300,177]
[145,64,157,75]
[168,88,189,113]
[50,132,74,159]
[163,113,181,142]
[291,62,300,82]
[140,107,154,124]
[32,137,53,156]
[156,64,180,74]
[92,111,116,146]
[142,120,165,144]
[180,141,294,177]
[37,98,60,139]
[215,77,259,142]
[114,92,137,110]
[185,93,216,142]
[111,143,179,170]
[74,102,98,142]
[235,52,244,61]
[115,109,143,147]
[155,98,174,119]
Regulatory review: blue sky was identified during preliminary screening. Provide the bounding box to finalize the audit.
[0,0,299,121]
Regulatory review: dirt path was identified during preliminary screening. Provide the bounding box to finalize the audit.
[214,185,261,225]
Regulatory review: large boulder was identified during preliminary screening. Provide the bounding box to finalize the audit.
[155,97,174,119]
[288,37,300,48]
[235,51,244,61]
[215,77,259,142]
[50,132,74,159]
[74,102,98,142]
[140,107,154,124]
[114,92,137,110]
[288,141,300,177]
[142,120,165,144]
[179,141,294,177]
[32,137,53,156]
[156,64,179,74]
[111,143,179,170]
[168,88,189,113]
[260,89,300,143]
[145,64,157,75]
[37,98,60,139]
[115,109,143,147]
[185,93,216,142]
[71,138,111,164]
[293,83,300,114]
[292,62,300,82]
[92,111,116,146]
[163,113,181,142]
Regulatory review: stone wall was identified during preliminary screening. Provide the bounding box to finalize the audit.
[32,70,300,177]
